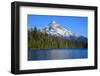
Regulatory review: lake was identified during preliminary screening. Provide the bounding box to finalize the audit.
[28,48,88,61]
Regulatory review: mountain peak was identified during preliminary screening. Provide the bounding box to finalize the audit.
[49,20,60,28]
[41,21,81,38]
[51,20,56,24]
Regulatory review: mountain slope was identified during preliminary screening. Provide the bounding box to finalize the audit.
[28,21,88,49]
[41,21,87,41]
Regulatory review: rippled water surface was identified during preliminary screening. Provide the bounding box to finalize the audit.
[28,48,88,61]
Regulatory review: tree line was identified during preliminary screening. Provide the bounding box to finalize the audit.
[28,27,87,50]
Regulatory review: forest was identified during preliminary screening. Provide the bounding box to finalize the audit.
[28,27,87,50]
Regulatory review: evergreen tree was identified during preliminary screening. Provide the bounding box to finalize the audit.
[28,26,87,50]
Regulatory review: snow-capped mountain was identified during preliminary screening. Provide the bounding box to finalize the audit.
[41,21,87,40]
[41,21,78,37]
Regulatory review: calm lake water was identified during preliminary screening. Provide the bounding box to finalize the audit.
[28,48,88,61]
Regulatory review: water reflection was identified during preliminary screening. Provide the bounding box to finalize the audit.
[28,48,87,61]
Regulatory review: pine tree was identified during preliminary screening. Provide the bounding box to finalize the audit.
[28,26,87,50]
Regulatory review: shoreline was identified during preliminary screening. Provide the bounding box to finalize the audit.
[28,48,88,51]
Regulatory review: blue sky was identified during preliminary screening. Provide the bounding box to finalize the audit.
[28,15,88,37]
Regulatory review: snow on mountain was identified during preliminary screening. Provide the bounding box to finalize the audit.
[41,21,81,39]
